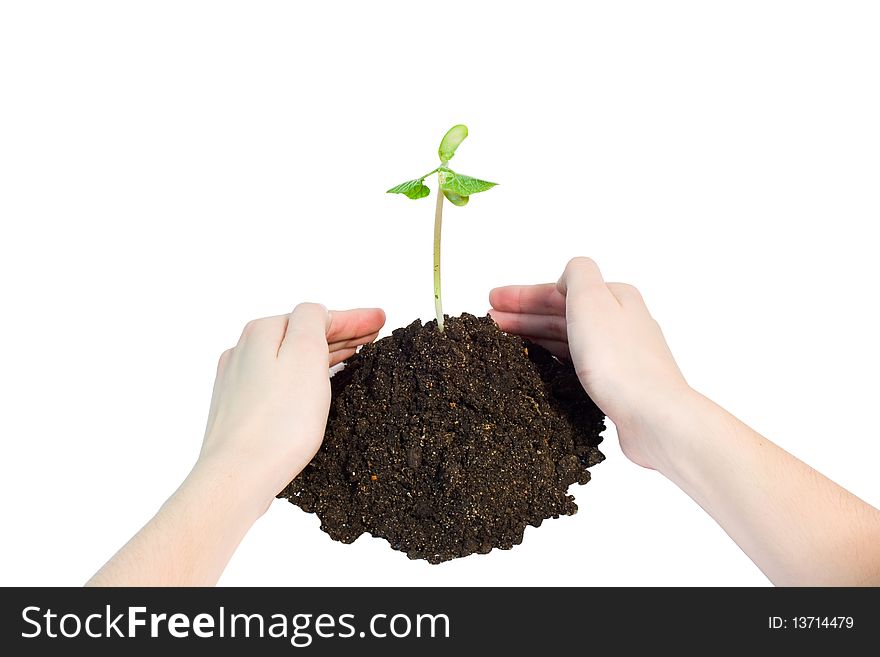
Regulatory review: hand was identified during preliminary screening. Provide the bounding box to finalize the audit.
[88,302,385,586]
[199,303,386,512]
[492,258,880,585]
[489,257,692,470]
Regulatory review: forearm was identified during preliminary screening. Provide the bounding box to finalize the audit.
[86,457,266,586]
[654,391,880,586]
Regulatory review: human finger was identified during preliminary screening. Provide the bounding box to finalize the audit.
[489,284,566,316]
[329,330,381,353]
[488,310,569,343]
[279,303,331,360]
[326,308,386,344]
[329,347,358,367]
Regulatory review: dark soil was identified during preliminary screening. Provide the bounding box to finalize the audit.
[279,313,605,563]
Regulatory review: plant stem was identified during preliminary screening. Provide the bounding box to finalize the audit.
[433,171,445,331]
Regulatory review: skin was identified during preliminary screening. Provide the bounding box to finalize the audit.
[489,257,880,586]
[88,259,880,586]
[87,303,386,586]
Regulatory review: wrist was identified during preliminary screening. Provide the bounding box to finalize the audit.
[615,385,718,475]
[644,388,732,482]
[183,452,275,527]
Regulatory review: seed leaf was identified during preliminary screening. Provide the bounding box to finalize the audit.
[442,189,469,206]
[387,178,431,200]
[438,124,468,163]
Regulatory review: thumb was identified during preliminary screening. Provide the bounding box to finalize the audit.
[556,257,609,299]
[556,257,615,349]
[279,302,331,366]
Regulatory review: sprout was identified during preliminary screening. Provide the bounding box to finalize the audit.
[387,125,497,332]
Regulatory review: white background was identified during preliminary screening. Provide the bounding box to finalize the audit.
[1,1,878,587]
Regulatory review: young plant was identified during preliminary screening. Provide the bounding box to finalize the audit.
[387,124,497,332]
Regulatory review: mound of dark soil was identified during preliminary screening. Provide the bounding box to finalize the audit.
[279,313,605,563]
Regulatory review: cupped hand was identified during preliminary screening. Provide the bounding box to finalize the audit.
[489,257,692,470]
[199,303,385,510]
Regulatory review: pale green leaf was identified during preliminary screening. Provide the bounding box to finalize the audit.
[441,171,497,197]
[443,189,469,206]
[438,124,468,163]
[387,178,431,200]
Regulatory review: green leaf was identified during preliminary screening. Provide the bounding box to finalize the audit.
[438,124,468,163]
[443,189,469,206]
[441,171,497,197]
[387,177,431,200]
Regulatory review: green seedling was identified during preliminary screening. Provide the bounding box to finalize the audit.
[387,124,497,332]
